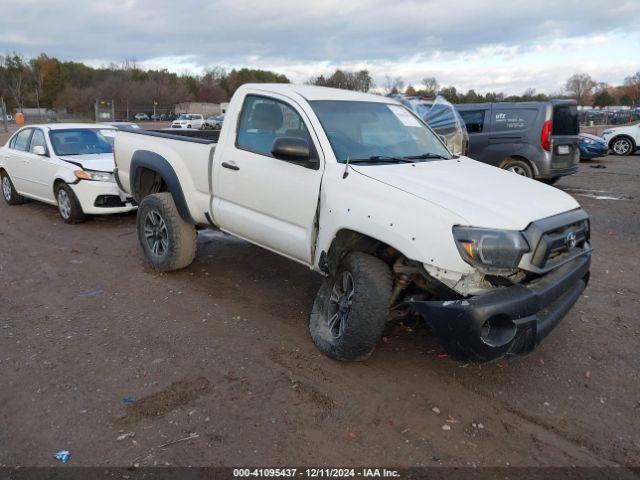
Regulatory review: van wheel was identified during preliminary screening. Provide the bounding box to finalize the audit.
[137,192,197,272]
[502,158,533,178]
[610,136,634,156]
[56,183,86,224]
[309,252,392,361]
[1,172,25,205]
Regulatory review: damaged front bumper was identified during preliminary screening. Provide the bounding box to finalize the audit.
[408,253,591,363]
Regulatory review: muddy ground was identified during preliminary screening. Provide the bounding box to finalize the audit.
[0,125,638,467]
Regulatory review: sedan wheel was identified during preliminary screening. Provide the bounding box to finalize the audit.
[57,189,72,220]
[2,176,12,202]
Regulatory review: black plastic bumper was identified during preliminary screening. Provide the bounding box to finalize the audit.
[408,254,591,362]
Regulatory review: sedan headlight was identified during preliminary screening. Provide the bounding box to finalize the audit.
[580,137,596,145]
[453,226,530,272]
[74,170,115,182]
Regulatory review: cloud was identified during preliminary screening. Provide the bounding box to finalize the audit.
[1,0,639,93]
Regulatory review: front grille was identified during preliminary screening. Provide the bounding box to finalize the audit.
[530,221,588,270]
[519,209,591,274]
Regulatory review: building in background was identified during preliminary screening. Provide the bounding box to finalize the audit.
[174,102,222,117]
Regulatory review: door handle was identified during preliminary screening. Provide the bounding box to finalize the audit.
[221,161,239,171]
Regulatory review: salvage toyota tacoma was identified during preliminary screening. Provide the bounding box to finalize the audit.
[114,84,592,362]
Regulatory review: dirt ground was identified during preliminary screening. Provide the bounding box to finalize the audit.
[0,125,638,468]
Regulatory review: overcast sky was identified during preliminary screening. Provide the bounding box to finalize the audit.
[1,0,639,94]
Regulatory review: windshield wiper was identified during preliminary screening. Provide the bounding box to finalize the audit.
[349,156,414,164]
[403,153,452,160]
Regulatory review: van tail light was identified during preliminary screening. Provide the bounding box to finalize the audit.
[541,120,552,151]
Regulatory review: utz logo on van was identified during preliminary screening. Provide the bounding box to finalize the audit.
[495,113,507,120]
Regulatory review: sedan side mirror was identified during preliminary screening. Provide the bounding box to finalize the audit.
[271,137,311,163]
[32,145,47,156]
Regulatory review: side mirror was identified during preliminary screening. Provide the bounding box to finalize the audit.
[271,137,311,162]
[32,145,47,156]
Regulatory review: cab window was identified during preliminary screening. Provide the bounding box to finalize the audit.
[12,129,32,152]
[236,95,311,159]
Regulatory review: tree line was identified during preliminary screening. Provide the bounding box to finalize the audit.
[1,51,639,116]
[0,53,288,115]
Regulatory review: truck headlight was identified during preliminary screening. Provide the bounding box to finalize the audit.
[453,226,530,271]
[74,170,115,182]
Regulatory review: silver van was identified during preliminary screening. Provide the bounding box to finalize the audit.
[456,100,579,182]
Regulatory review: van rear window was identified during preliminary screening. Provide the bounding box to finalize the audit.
[552,105,578,136]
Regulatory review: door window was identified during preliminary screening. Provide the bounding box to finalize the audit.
[459,110,485,134]
[236,95,311,159]
[12,129,32,152]
[30,129,47,153]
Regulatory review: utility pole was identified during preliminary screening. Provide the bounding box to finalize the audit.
[1,97,8,133]
[94,100,99,123]
[153,100,157,121]
[111,99,115,122]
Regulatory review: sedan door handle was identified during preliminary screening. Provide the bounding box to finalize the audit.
[221,161,239,171]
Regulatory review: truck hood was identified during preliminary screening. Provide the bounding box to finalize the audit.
[59,153,115,173]
[351,157,580,230]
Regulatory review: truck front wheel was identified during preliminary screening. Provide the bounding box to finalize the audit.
[309,252,392,361]
[137,192,197,272]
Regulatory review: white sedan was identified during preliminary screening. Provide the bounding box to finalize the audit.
[0,123,137,223]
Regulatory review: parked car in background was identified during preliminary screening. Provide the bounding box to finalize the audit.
[577,133,609,160]
[114,83,592,363]
[171,113,205,129]
[601,123,640,156]
[0,124,136,223]
[134,113,150,121]
[610,110,639,125]
[102,122,141,130]
[455,100,580,182]
[204,114,225,130]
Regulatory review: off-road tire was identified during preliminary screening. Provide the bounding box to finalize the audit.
[56,183,86,224]
[1,171,25,205]
[310,252,392,361]
[502,158,534,178]
[137,192,197,272]
[610,136,634,156]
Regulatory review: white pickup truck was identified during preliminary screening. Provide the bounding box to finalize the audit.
[114,84,592,362]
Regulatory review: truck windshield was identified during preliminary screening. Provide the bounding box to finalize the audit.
[49,129,114,156]
[310,101,452,163]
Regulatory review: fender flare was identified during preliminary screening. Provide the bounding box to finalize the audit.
[130,150,194,223]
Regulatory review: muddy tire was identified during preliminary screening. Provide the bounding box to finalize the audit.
[136,192,197,272]
[309,252,392,361]
[610,136,634,156]
[1,171,25,205]
[502,158,534,178]
[56,183,86,224]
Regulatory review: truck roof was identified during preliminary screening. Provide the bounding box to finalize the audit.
[238,83,395,104]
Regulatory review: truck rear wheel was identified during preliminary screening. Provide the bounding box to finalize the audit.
[137,192,197,272]
[309,252,391,361]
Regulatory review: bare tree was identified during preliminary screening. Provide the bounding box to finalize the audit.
[623,72,640,106]
[421,77,439,96]
[1,53,29,112]
[565,73,597,105]
[383,75,404,95]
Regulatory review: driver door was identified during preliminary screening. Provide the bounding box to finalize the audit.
[213,93,323,264]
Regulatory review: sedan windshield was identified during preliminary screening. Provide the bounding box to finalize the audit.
[49,129,114,156]
[310,101,451,163]
[178,114,192,120]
